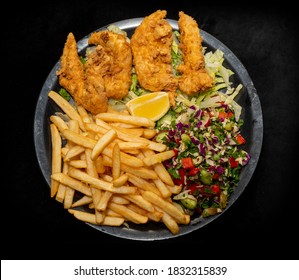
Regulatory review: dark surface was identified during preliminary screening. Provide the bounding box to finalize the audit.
[3,1,298,260]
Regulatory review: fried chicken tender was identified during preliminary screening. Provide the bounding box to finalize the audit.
[56,32,108,114]
[130,10,178,92]
[88,30,132,99]
[177,11,214,95]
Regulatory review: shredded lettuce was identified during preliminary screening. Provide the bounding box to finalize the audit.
[175,48,243,113]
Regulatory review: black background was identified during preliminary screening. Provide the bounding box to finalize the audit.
[3,1,299,260]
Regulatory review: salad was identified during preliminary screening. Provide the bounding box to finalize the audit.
[155,99,250,217]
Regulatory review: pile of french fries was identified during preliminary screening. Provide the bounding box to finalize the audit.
[48,90,190,235]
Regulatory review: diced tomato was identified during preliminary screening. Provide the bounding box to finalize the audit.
[229,157,239,168]
[204,118,211,127]
[179,168,186,179]
[173,148,179,157]
[218,111,234,119]
[211,184,221,195]
[198,186,213,197]
[173,179,182,185]
[227,111,234,118]
[188,167,201,176]
[181,158,194,169]
[188,184,198,194]
[213,173,219,180]
[173,168,186,186]
[218,111,228,119]
[235,134,246,145]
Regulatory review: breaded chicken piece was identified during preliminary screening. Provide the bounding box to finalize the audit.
[88,30,132,100]
[177,11,214,95]
[56,32,108,114]
[130,10,178,92]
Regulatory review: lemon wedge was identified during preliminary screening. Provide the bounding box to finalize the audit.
[126,92,170,121]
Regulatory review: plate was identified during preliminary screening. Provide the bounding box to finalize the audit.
[34,18,263,240]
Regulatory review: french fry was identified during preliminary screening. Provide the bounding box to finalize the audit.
[142,129,157,139]
[110,195,130,205]
[120,165,158,180]
[143,150,175,166]
[91,129,117,160]
[55,163,68,203]
[92,188,105,223]
[85,122,108,135]
[127,173,161,195]
[121,149,140,155]
[127,204,162,222]
[166,184,182,194]
[68,168,136,194]
[96,112,155,128]
[100,173,113,182]
[55,183,66,203]
[85,148,105,223]
[152,178,172,198]
[68,168,113,191]
[117,142,149,150]
[64,145,85,161]
[110,124,144,136]
[64,187,75,209]
[50,124,62,197]
[68,160,87,169]
[68,209,97,224]
[108,202,148,224]
[95,155,105,174]
[113,174,128,187]
[96,191,113,211]
[51,173,92,196]
[112,143,121,180]
[72,195,93,207]
[124,194,155,213]
[110,186,137,194]
[142,191,188,225]
[105,208,123,218]
[62,129,96,149]
[68,209,125,226]
[68,119,80,134]
[102,216,125,226]
[48,90,85,131]
[50,115,68,132]
[153,163,175,186]
[127,204,148,216]
[77,105,92,124]
[142,150,175,186]
[147,211,163,222]
[159,208,180,235]
[62,120,81,208]
[102,146,144,167]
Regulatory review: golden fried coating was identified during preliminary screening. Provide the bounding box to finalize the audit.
[177,11,214,95]
[88,30,132,100]
[56,32,108,114]
[130,10,178,92]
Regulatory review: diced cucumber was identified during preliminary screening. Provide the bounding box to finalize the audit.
[181,198,197,210]
[155,132,168,143]
[199,169,212,185]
